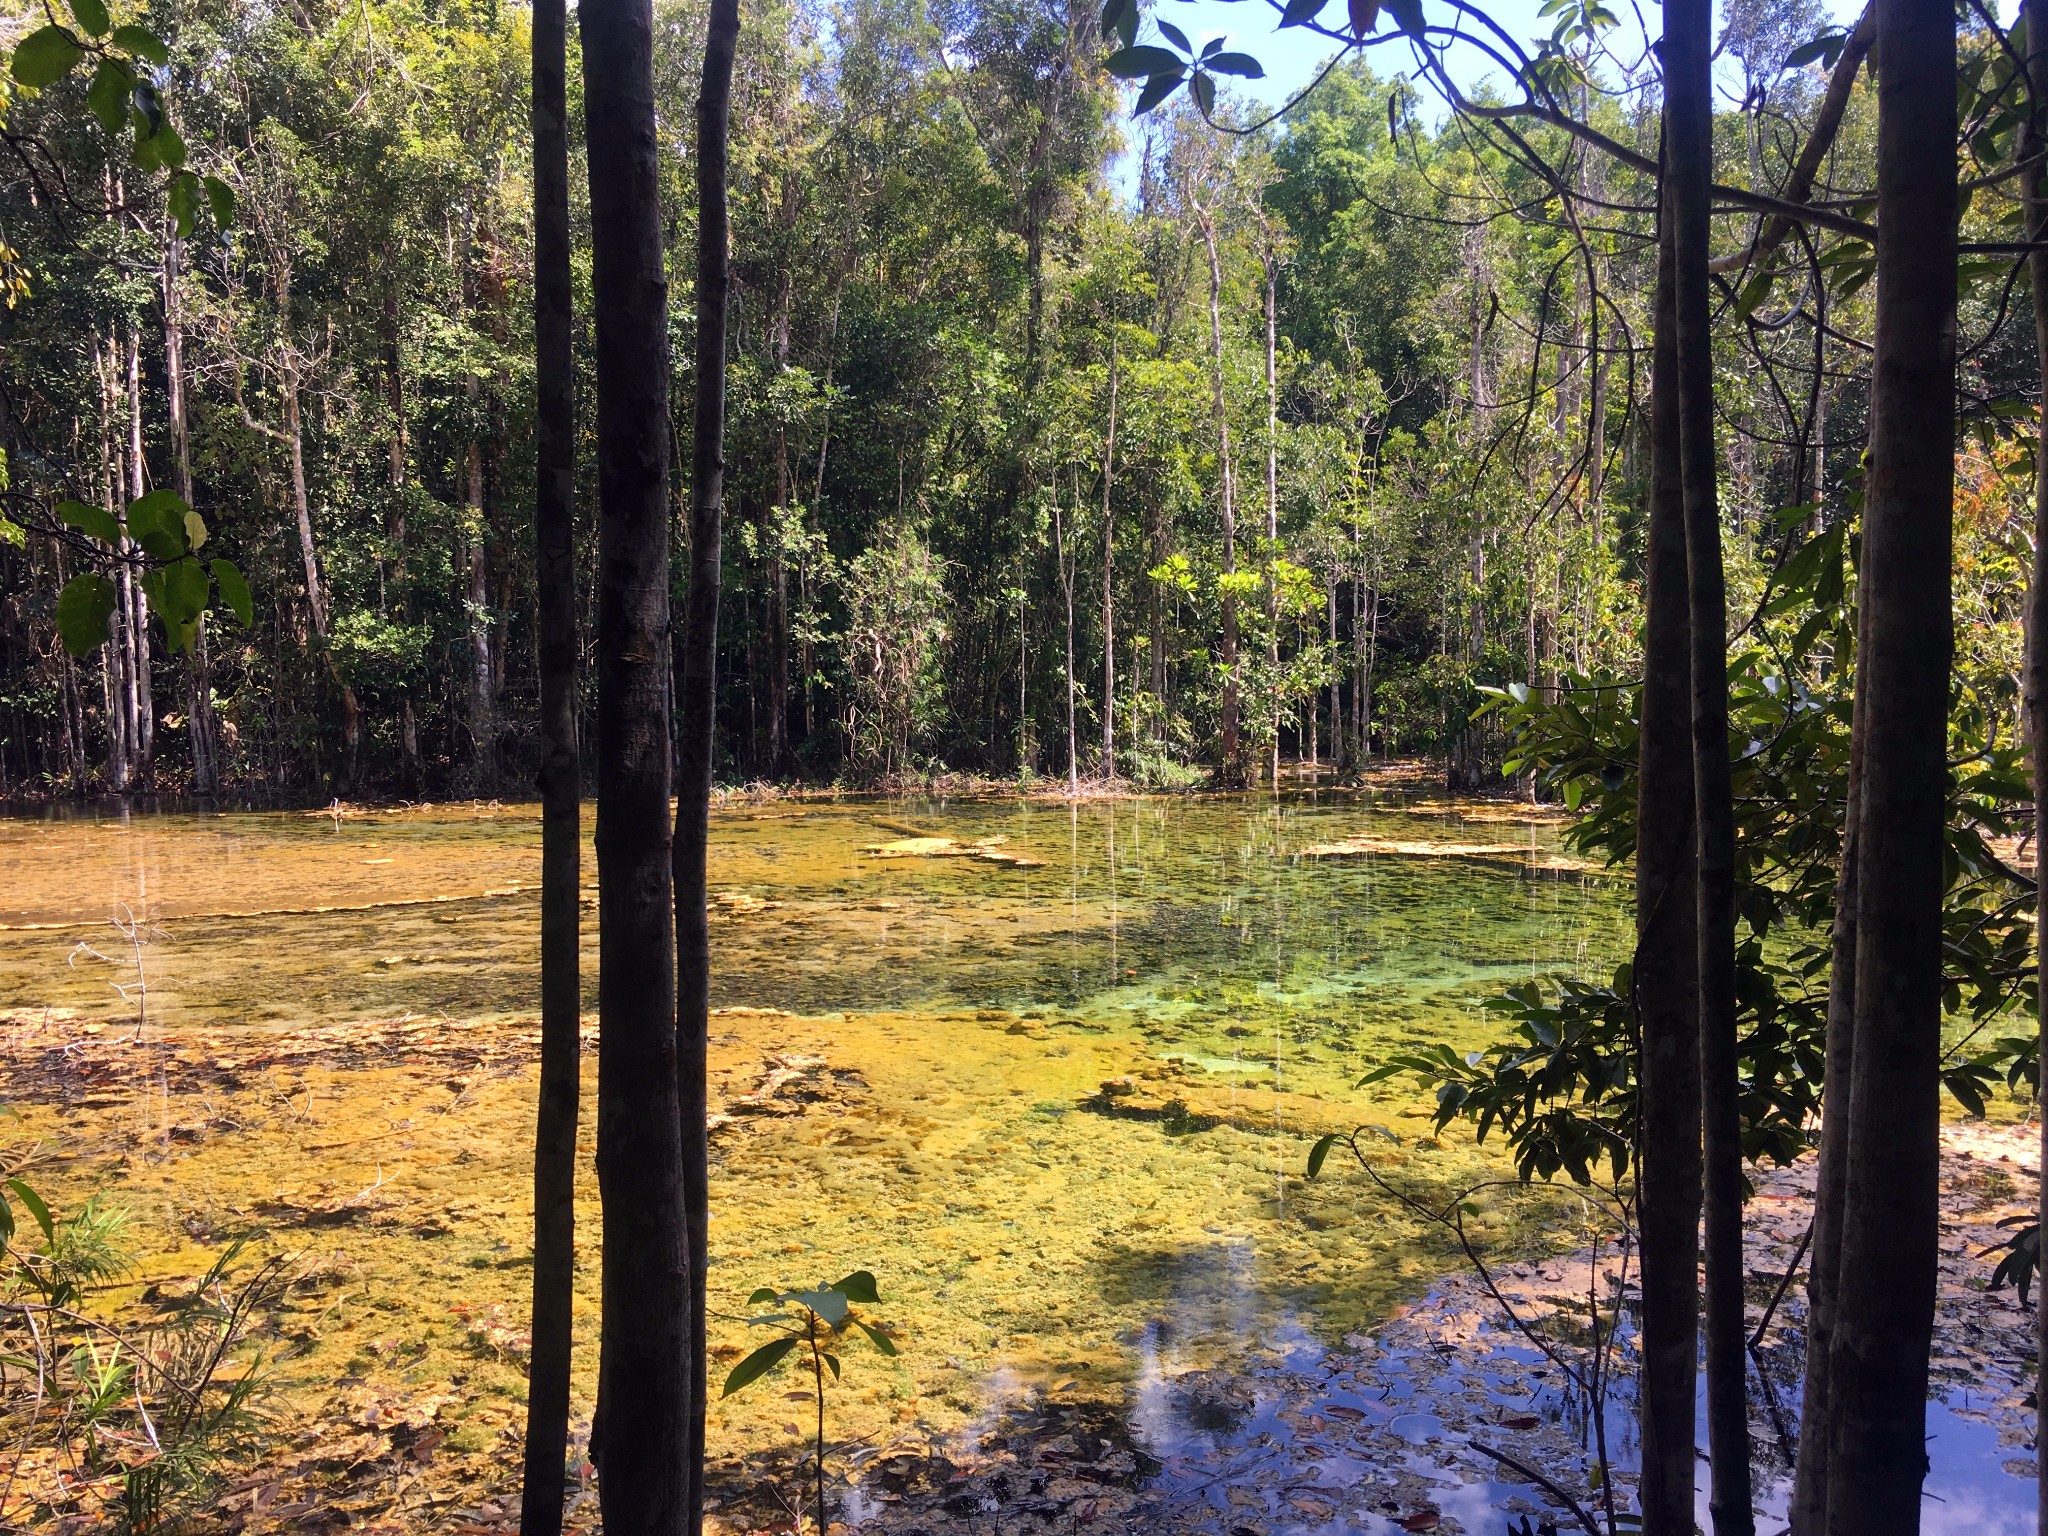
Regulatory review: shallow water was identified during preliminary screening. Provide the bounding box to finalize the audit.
[0,791,2026,1531]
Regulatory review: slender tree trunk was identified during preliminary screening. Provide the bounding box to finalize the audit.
[1196,205,1239,781]
[1822,0,1956,1525]
[1667,0,1752,1520]
[518,0,580,1522]
[1264,246,1279,790]
[467,438,495,780]
[677,1,739,1525]
[1789,729,1863,1536]
[163,236,218,795]
[1056,493,1078,795]
[2025,15,2048,1529]
[1635,189,1702,1536]
[1101,321,1117,777]
[125,325,154,775]
[583,0,689,1517]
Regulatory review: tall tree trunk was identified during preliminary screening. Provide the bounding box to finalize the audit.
[467,437,495,780]
[1789,727,1863,1535]
[125,324,154,775]
[1635,190,1702,1536]
[677,1,739,1525]
[2025,16,2048,1529]
[1056,492,1078,795]
[162,239,219,796]
[1196,205,1239,781]
[1822,0,1956,1525]
[1668,0,1752,1521]
[518,0,579,1522]
[582,0,689,1518]
[1263,245,1279,790]
[1101,319,1117,777]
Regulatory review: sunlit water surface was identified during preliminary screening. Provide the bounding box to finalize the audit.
[0,793,2028,1531]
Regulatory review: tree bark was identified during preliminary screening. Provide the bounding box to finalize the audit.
[2025,15,2048,1530]
[676,0,740,1526]
[125,324,154,774]
[1195,201,1239,781]
[1667,0,1752,1521]
[1101,318,1117,777]
[518,0,579,1522]
[582,0,689,1520]
[1634,186,1702,1536]
[467,436,495,781]
[1822,0,1956,1524]
[1263,243,1280,789]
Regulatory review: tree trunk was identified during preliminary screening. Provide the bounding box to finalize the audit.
[677,0,739,1525]
[467,437,495,781]
[162,238,218,795]
[1101,319,1117,778]
[1635,189,1702,1536]
[518,0,580,1521]
[1264,246,1279,790]
[582,0,689,1518]
[1197,206,1239,781]
[1668,0,1752,1520]
[1822,0,1956,1524]
[2025,13,2048,1528]
[125,324,154,775]
[1056,492,1078,795]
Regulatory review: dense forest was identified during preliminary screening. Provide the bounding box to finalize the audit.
[2,0,1983,800]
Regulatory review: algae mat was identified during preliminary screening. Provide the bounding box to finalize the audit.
[0,793,1628,1529]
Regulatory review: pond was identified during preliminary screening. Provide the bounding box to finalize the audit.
[0,789,2028,1533]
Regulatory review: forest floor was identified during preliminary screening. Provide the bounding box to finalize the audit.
[0,1002,2032,1535]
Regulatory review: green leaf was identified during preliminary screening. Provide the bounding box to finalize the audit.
[87,58,134,136]
[211,559,253,626]
[1783,30,1846,70]
[1280,0,1330,23]
[58,500,121,546]
[204,174,237,228]
[831,1269,880,1304]
[1306,1131,1340,1180]
[1156,19,1191,51]
[111,23,169,64]
[12,26,85,89]
[1104,45,1182,78]
[168,171,200,239]
[1204,52,1265,78]
[161,556,209,624]
[1190,68,1215,117]
[7,1180,53,1245]
[746,1286,780,1306]
[1383,0,1426,38]
[130,78,164,139]
[721,1335,799,1397]
[791,1287,849,1325]
[821,1352,841,1379]
[182,507,207,550]
[67,0,111,38]
[854,1318,898,1356]
[0,1196,14,1248]
[1133,69,1184,114]
[56,573,118,657]
[125,495,187,561]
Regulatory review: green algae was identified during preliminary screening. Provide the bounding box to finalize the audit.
[0,790,1631,1520]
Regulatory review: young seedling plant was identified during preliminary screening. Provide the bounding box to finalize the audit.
[723,1269,898,1536]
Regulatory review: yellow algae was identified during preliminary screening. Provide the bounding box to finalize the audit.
[0,793,1628,1526]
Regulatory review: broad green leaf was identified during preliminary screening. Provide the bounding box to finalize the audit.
[58,500,120,546]
[7,1180,53,1244]
[67,0,111,38]
[747,1285,779,1306]
[1190,69,1215,117]
[791,1287,849,1325]
[1783,30,1846,70]
[211,559,253,626]
[854,1319,898,1356]
[1156,19,1191,52]
[163,556,209,623]
[168,170,200,239]
[111,24,169,64]
[126,500,186,562]
[1133,69,1184,114]
[87,59,134,136]
[1383,0,1425,38]
[1280,0,1330,24]
[204,175,237,228]
[0,1196,14,1247]
[721,1335,798,1397]
[12,27,84,89]
[1204,52,1264,78]
[1306,1131,1339,1180]
[182,507,207,550]
[56,573,118,657]
[1104,45,1181,78]
[130,79,164,139]
[831,1269,880,1304]
[821,1352,841,1379]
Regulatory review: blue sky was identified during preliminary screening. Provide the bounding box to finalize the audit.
[1109,0,1884,163]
